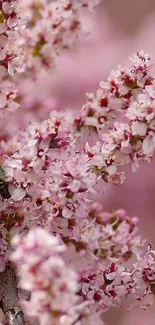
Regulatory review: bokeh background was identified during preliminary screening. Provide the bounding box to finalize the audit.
[15,1,155,324]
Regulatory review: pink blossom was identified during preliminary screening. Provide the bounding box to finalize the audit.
[11,228,81,325]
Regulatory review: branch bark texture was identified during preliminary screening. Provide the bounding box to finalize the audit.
[0,264,24,325]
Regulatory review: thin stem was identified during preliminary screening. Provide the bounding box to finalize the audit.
[0,264,24,325]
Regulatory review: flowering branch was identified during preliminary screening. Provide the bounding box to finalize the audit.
[0,1,154,324]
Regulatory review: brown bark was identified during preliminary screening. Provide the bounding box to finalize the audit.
[0,264,24,325]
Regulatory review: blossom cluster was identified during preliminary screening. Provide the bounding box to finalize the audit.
[80,247,155,313]
[75,51,152,131]
[21,0,102,73]
[81,52,155,184]
[0,0,26,115]
[11,228,81,325]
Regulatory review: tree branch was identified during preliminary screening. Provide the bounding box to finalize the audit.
[0,264,24,325]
